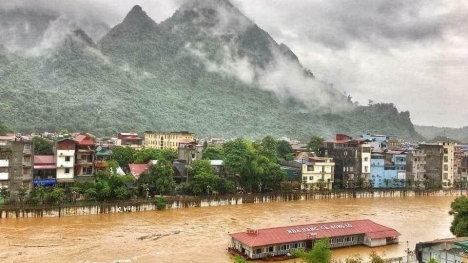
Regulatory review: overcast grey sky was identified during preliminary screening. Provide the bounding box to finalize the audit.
[4,0,468,128]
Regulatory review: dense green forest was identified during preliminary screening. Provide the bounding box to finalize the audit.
[0,2,424,141]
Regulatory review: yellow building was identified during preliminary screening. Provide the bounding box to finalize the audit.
[144,131,195,150]
[301,157,335,190]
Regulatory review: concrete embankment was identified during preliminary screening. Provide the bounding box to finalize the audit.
[0,189,462,218]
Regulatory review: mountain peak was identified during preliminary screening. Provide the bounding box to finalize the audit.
[123,5,156,26]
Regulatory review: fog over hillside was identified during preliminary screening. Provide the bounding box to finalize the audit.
[0,1,426,140]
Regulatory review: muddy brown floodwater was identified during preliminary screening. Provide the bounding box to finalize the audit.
[0,196,457,263]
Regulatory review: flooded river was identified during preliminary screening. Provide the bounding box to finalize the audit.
[0,196,457,263]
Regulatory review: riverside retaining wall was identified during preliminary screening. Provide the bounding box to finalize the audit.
[0,189,464,218]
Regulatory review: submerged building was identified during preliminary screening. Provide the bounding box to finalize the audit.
[229,219,400,260]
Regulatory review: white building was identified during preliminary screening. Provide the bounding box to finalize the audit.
[301,157,335,190]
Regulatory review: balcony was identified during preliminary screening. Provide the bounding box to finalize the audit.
[78,149,94,153]
[0,173,8,180]
[58,164,73,168]
[94,161,108,169]
[22,174,32,180]
[78,159,93,165]
[22,161,31,167]
[0,160,8,167]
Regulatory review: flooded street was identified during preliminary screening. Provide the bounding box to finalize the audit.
[0,196,456,263]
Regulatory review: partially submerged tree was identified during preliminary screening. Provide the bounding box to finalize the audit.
[293,237,331,263]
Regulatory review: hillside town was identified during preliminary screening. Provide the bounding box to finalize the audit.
[0,130,467,203]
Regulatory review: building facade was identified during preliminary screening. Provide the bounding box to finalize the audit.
[74,135,95,179]
[116,132,143,150]
[406,149,426,187]
[144,131,194,150]
[0,134,34,201]
[320,134,371,189]
[56,139,76,183]
[301,157,335,190]
[419,142,454,188]
[229,219,400,260]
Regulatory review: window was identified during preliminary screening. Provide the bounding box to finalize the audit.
[444,165,448,171]
[444,156,448,162]
[443,173,448,180]
[65,156,71,162]
[269,246,273,252]
[307,166,314,171]
[255,248,261,254]
[309,176,314,181]
[364,157,369,161]
[65,168,70,174]
[303,176,307,182]
[84,167,93,175]
[24,144,31,150]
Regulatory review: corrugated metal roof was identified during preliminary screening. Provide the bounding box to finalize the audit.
[34,155,55,165]
[230,219,400,247]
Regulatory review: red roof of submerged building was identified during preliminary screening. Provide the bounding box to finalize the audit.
[230,219,400,247]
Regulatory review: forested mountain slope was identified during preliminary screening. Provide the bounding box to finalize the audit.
[0,1,423,141]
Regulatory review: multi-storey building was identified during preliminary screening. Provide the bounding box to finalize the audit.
[178,142,203,166]
[406,149,426,187]
[56,138,76,184]
[144,131,195,151]
[370,150,407,188]
[0,142,10,189]
[454,145,468,187]
[419,142,454,188]
[385,150,407,187]
[95,145,112,171]
[0,134,34,201]
[33,155,56,186]
[320,134,371,189]
[370,153,385,188]
[116,132,143,150]
[300,157,335,190]
[74,135,95,179]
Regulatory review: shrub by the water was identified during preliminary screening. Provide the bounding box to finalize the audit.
[155,196,166,210]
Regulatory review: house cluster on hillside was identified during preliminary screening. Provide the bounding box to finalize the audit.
[1,130,467,201]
